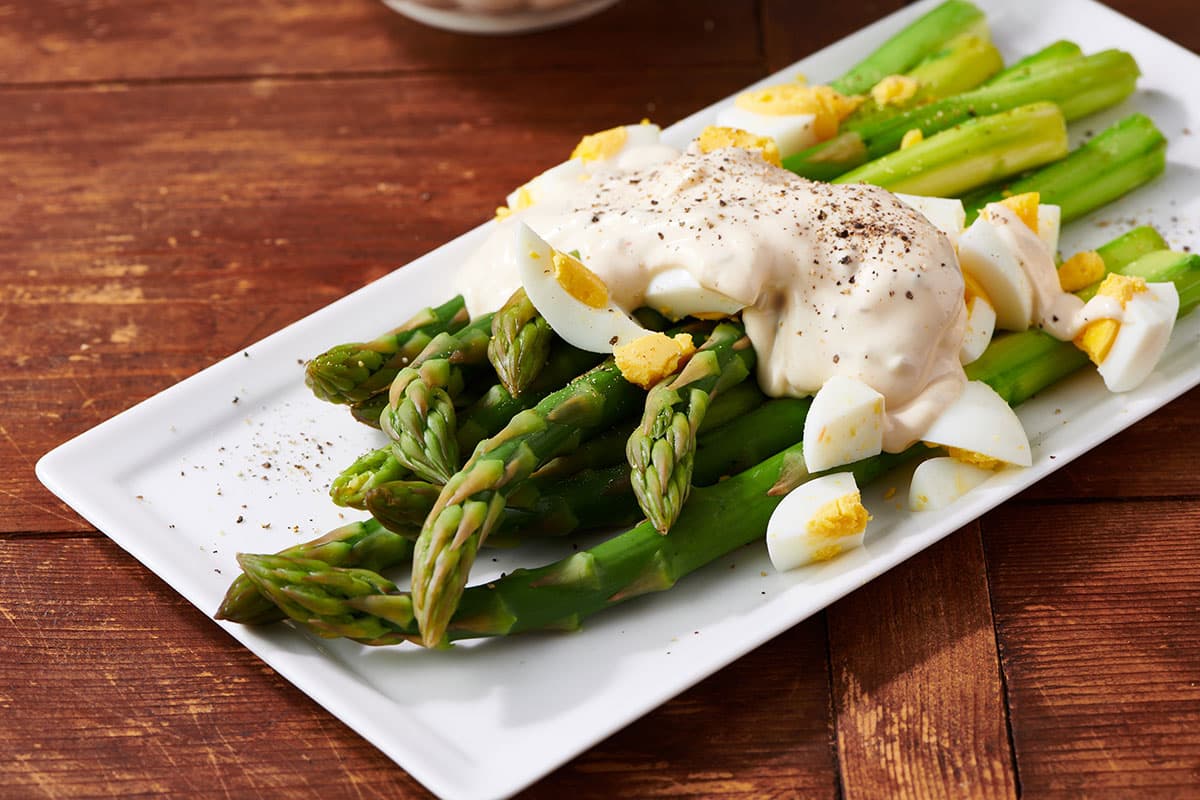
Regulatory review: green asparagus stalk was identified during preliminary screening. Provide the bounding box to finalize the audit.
[845,32,1003,128]
[456,343,603,455]
[411,358,644,646]
[216,519,413,625]
[488,288,554,397]
[305,296,468,404]
[830,0,987,96]
[231,245,1200,643]
[330,447,410,509]
[835,102,1069,197]
[962,113,1167,224]
[380,314,494,483]
[786,49,1140,181]
[984,40,1082,86]
[349,393,389,429]
[627,323,756,534]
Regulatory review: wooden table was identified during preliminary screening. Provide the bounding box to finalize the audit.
[4,2,1199,797]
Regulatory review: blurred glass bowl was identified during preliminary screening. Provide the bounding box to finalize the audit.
[381,0,620,34]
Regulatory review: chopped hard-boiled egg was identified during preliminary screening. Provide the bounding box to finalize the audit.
[921,380,1033,468]
[900,128,924,149]
[696,126,782,167]
[960,295,997,365]
[514,222,652,353]
[497,159,586,219]
[571,121,663,164]
[894,194,966,248]
[994,192,1041,233]
[766,472,871,571]
[1036,203,1061,258]
[715,81,863,157]
[614,332,696,389]
[908,456,994,511]
[642,268,745,321]
[1074,273,1179,392]
[1057,250,1106,292]
[802,376,885,473]
[870,74,921,107]
[956,213,1035,331]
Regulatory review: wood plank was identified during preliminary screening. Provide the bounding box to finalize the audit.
[983,500,1200,795]
[0,0,762,85]
[1,66,761,533]
[827,525,1017,800]
[0,535,433,799]
[0,534,837,799]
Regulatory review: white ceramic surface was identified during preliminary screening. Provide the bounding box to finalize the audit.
[380,0,620,35]
[36,2,1200,798]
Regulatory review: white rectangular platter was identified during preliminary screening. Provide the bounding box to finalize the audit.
[35,1,1200,798]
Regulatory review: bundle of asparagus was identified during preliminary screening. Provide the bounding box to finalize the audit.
[217,0,1190,650]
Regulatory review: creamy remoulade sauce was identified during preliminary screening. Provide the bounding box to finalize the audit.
[458,145,969,452]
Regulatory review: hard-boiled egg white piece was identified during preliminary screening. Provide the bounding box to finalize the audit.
[1037,203,1061,259]
[504,158,586,213]
[921,380,1032,467]
[1095,281,1179,392]
[957,214,1035,331]
[715,105,818,159]
[960,294,997,365]
[802,376,885,473]
[642,268,746,321]
[895,193,966,248]
[766,472,870,571]
[571,122,666,166]
[909,456,994,511]
[514,222,652,353]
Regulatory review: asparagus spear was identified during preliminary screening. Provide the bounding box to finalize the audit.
[456,343,603,454]
[305,296,468,405]
[232,245,1200,643]
[380,314,494,483]
[330,447,410,509]
[984,40,1082,86]
[215,519,413,625]
[488,288,554,397]
[627,322,756,534]
[835,102,1069,197]
[962,113,1167,224]
[349,393,389,429]
[411,359,644,646]
[830,0,987,96]
[845,32,1003,128]
[786,49,1140,181]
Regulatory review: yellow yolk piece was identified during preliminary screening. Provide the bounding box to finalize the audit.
[571,125,630,163]
[1074,273,1149,364]
[805,492,871,546]
[945,446,1003,470]
[962,271,990,305]
[1057,250,1106,292]
[870,74,921,107]
[997,192,1041,233]
[733,83,863,141]
[696,126,782,167]
[900,128,924,149]
[494,206,513,221]
[614,332,696,389]
[551,251,609,309]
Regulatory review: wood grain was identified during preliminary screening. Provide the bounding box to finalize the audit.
[984,500,1200,795]
[828,525,1017,800]
[0,65,760,533]
[6,1,1200,798]
[0,0,763,85]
